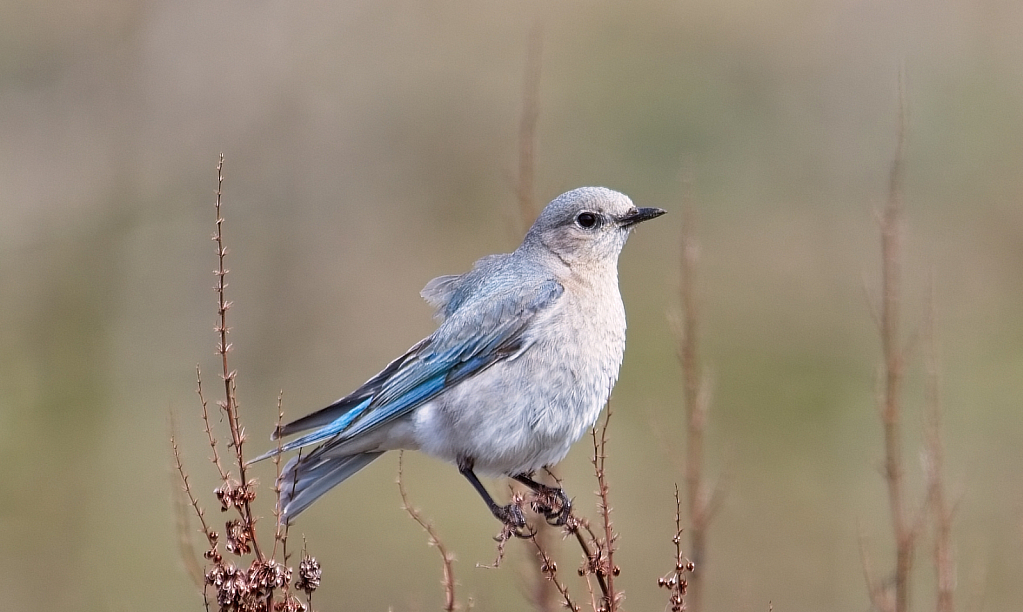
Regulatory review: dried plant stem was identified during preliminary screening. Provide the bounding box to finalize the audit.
[658,485,693,612]
[397,452,458,612]
[172,155,323,612]
[172,433,215,541]
[861,73,925,612]
[877,75,913,612]
[527,474,560,612]
[673,170,721,612]
[197,367,229,482]
[591,409,619,612]
[529,535,581,612]
[272,390,286,559]
[678,176,706,612]
[172,428,215,583]
[212,154,263,562]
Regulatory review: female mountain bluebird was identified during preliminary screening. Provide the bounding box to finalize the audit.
[252,187,664,532]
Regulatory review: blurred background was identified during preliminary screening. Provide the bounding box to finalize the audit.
[2,0,1022,610]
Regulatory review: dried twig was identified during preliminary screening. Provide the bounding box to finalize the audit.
[197,366,229,482]
[171,419,214,590]
[529,533,581,612]
[673,169,721,612]
[658,485,694,612]
[272,390,286,559]
[398,451,459,612]
[211,154,263,561]
[171,155,320,612]
[873,71,916,612]
[590,408,620,611]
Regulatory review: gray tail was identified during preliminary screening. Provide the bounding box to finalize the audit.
[279,451,384,521]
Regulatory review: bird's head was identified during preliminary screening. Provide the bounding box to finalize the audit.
[520,187,666,268]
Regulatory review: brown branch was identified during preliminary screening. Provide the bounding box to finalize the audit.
[560,511,608,607]
[211,154,263,562]
[527,480,561,612]
[658,485,694,612]
[397,451,458,612]
[171,422,213,589]
[175,154,325,612]
[876,71,914,612]
[272,390,286,560]
[675,169,718,612]
[172,432,216,544]
[591,408,620,611]
[196,366,229,482]
[529,533,581,612]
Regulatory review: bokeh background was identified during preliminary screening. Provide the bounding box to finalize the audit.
[2,1,1022,610]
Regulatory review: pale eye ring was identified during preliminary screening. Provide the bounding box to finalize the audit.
[575,211,599,229]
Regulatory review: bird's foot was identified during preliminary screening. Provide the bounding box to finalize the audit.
[530,485,572,526]
[491,503,535,539]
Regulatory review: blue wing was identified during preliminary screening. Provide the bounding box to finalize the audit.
[249,277,563,465]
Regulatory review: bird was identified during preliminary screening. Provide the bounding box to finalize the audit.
[250,187,665,533]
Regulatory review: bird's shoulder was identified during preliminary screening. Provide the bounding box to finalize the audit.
[421,253,561,323]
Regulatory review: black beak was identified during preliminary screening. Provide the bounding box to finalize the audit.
[619,207,667,227]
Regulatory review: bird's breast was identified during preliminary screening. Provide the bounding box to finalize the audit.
[524,273,626,436]
[412,270,629,476]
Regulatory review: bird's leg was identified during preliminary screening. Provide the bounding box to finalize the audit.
[513,472,572,526]
[458,458,533,538]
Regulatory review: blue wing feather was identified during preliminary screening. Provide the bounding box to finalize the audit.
[253,277,564,467]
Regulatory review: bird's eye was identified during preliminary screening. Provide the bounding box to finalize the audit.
[575,212,599,229]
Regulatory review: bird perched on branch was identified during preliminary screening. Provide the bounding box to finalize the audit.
[251,187,664,534]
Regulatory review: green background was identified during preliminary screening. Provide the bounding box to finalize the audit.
[2,1,1021,610]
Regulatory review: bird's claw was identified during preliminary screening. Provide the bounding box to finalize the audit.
[531,487,572,526]
[491,503,534,539]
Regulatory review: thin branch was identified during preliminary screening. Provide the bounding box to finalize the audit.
[272,390,286,560]
[527,479,561,612]
[177,154,320,612]
[171,423,212,589]
[398,451,458,612]
[591,408,620,611]
[196,366,229,482]
[529,534,581,612]
[172,431,215,544]
[562,512,609,605]
[658,485,694,612]
[675,168,718,612]
[872,69,915,612]
[211,154,263,561]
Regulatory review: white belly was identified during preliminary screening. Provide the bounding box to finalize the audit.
[413,282,626,476]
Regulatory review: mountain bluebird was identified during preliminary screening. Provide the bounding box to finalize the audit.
[251,187,665,532]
